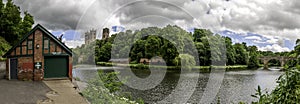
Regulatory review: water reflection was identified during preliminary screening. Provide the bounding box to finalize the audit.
[73,67,283,103]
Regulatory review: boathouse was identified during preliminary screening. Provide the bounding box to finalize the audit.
[2,24,72,80]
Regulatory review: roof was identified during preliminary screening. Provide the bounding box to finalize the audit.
[3,24,72,57]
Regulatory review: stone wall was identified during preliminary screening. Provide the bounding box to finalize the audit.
[0,61,5,72]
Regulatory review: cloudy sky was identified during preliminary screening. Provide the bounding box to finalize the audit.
[11,0,300,51]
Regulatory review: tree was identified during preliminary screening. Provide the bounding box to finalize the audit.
[209,34,226,65]
[0,0,3,17]
[195,42,206,65]
[247,46,259,68]
[96,43,112,62]
[160,39,178,66]
[294,39,300,56]
[0,0,34,46]
[0,37,11,57]
[174,54,196,70]
[193,28,213,42]
[144,35,161,58]
[20,11,34,36]
[225,37,236,65]
[0,0,22,45]
[130,40,146,63]
[294,39,300,65]
[233,43,248,65]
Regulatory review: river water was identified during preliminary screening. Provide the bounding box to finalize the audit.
[73,66,283,103]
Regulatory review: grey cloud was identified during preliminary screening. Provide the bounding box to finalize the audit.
[115,1,193,26]
[11,0,300,42]
[13,0,89,30]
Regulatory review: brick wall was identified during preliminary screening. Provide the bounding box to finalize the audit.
[33,30,44,81]
[0,61,5,71]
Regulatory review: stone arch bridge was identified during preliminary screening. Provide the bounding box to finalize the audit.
[259,56,296,69]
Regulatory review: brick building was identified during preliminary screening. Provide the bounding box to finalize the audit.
[2,24,72,80]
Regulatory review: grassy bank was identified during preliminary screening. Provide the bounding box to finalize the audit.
[96,62,249,72]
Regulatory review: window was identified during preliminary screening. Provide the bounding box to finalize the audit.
[28,40,33,50]
[44,39,49,49]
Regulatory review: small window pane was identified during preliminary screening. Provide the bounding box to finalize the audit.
[28,40,33,50]
[44,40,49,49]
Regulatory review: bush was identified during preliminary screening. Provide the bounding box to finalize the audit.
[128,63,148,69]
[96,62,113,66]
[0,37,11,57]
[82,71,143,104]
[252,67,300,103]
[174,54,196,70]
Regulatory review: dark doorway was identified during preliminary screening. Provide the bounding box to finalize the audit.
[10,58,18,79]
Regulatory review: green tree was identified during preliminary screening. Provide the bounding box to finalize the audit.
[159,39,178,65]
[225,37,236,65]
[20,11,34,36]
[144,35,161,58]
[0,0,22,45]
[193,29,213,42]
[233,43,248,65]
[209,34,225,65]
[198,36,211,66]
[247,46,259,68]
[0,37,11,57]
[0,0,3,18]
[294,39,300,64]
[130,40,146,63]
[0,0,34,46]
[97,42,112,62]
[174,54,196,70]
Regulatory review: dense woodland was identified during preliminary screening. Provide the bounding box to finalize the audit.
[0,0,34,59]
[72,25,300,68]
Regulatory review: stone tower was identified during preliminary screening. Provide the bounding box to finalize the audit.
[84,29,96,44]
[102,28,109,40]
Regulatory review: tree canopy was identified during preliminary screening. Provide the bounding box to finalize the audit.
[90,25,264,68]
[0,0,34,45]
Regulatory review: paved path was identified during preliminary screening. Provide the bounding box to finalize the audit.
[0,78,51,104]
[41,80,88,104]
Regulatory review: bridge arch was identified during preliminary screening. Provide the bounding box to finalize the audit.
[259,56,296,70]
[268,58,281,67]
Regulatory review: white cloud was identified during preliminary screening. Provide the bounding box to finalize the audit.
[253,40,266,44]
[64,40,84,49]
[232,38,240,43]
[266,38,278,44]
[258,44,290,52]
[244,36,262,41]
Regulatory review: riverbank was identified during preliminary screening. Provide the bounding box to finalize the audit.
[96,62,249,72]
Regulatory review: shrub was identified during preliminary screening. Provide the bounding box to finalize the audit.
[252,67,300,103]
[82,71,143,104]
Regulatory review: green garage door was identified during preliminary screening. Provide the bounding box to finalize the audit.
[44,57,68,78]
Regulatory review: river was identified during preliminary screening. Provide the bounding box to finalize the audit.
[73,66,283,103]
